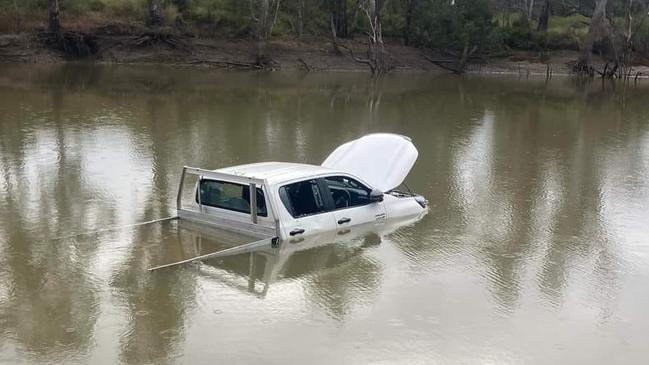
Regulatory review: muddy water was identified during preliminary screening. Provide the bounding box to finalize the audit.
[0,64,648,364]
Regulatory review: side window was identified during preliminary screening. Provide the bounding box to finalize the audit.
[197,179,267,217]
[279,179,327,218]
[324,176,371,209]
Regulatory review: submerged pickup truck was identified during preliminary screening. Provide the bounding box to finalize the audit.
[175,133,428,241]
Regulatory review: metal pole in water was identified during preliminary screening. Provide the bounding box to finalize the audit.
[50,215,179,240]
[148,237,273,271]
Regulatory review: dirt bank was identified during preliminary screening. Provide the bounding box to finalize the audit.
[0,32,441,71]
[2,31,649,77]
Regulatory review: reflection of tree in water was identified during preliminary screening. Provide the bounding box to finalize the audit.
[386,78,649,313]
[0,69,203,363]
[109,229,196,364]
[0,85,101,361]
[109,95,197,364]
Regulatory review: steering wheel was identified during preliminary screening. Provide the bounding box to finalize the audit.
[333,189,351,208]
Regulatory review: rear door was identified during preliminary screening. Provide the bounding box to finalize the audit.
[321,175,387,235]
[277,179,336,241]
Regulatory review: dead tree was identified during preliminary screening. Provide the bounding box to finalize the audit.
[524,0,535,23]
[42,0,98,58]
[537,0,550,32]
[12,0,21,33]
[48,0,60,35]
[250,0,282,67]
[622,0,634,75]
[147,0,164,27]
[351,0,392,74]
[457,44,478,73]
[330,12,343,55]
[575,0,609,75]
[296,0,305,38]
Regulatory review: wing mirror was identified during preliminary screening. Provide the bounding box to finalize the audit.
[369,189,384,203]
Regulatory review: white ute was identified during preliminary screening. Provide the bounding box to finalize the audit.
[176,133,427,241]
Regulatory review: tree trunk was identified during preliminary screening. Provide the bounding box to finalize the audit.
[577,0,608,70]
[403,0,415,46]
[147,0,164,27]
[330,13,342,55]
[330,0,350,39]
[352,0,391,74]
[372,0,388,74]
[342,0,349,37]
[251,0,281,66]
[297,0,304,38]
[446,43,477,73]
[527,0,535,22]
[257,0,270,63]
[537,0,550,31]
[12,0,21,33]
[623,0,633,65]
[48,0,60,35]
[458,43,470,72]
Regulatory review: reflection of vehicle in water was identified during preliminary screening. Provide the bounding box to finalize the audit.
[165,213,426,297]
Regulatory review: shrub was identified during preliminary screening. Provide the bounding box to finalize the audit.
[410,0,501,53]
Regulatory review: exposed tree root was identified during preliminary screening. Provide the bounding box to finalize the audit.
[255,54,279,70]
[348,41,394,75]
[39,31,98,58]
[130,31,193,54]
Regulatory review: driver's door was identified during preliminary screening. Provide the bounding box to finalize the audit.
[321,176,386,236]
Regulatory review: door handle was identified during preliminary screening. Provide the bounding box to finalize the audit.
[337,217,351,225]
[289,228,305,236]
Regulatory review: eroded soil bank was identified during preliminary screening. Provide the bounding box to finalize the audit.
[2,31,649,76]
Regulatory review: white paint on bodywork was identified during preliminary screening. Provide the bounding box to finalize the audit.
[322,133,419,192]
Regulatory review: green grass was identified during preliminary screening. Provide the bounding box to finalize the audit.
[494,12,522,28]
[492,13,588,51]
[547,14,589,35]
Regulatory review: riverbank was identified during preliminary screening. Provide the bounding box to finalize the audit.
[2,31,649,77]
[0,32,436,71]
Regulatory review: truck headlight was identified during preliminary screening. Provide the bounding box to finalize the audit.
[415,195,428,208]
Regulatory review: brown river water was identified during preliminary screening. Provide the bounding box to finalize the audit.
[0,64,648,364]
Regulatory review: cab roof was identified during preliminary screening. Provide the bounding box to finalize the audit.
[215,162,344,186]
[213,133,418,192]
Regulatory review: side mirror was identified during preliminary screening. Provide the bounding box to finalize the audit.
[369,189,384,203]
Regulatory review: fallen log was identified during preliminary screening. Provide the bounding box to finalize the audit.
[187,59,262,69]
[297,56,312,72]
[422,53,464,74]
